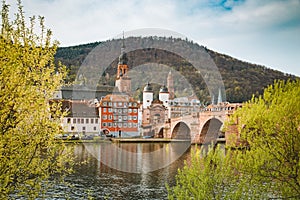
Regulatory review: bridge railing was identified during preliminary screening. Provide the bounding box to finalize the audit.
[168,103,242,121]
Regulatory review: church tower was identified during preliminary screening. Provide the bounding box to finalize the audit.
[115,36,131,94]
[167,71,175,100]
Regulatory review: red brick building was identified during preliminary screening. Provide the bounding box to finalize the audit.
[99,94,139,137]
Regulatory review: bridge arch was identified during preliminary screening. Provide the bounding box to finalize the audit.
[200,117,223,144]
[157,127,164,138]
[171,122,191,139]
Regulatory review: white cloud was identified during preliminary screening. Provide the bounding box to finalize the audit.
[5,0,300,76]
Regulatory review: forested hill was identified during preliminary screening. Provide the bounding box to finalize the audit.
[55,37,295,103]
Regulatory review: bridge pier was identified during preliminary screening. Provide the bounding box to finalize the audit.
[190,122,201,144]
[163,123,171,138]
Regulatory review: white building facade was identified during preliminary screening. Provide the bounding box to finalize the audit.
[59,100,100,135]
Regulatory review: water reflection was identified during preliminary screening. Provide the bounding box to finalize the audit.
[84,142,191,173]
[46,143,199,199]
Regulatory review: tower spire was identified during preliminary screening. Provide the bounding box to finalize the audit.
[121,31,125,54]
[118,32,127,65]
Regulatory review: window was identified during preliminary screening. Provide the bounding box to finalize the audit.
[128,116,132,120]
[128,123,132,128]
[113,123,117,127]
[86,118,89,124]
[133,116,137,120]
[118,123,122,128]
[81,119,84,124]
[133,123,137,127]
[118,109,122,113]
[95,119,99,123]
[108,115,112,120]
[67,118,71,124]
[108,102,112,106]
[71,126,75,131]
[133,103,137,107]
[123,109,127,113]
[73,118,76,124]
[118,116,122,121]
[91,118,94,123]
[102,123,107,127]
[123,116,127,121]
[93,126,97,131]
[114,115,117,120]
[133,109,137,113]
[82,127,86,131]
[108,123,112,127]
[103,108,107,112]
[118,102,122,106]
[123,123,127,128]
[128,109,132,113]
[102,115,107,120]
[129,102,132,106]
[103,102,107,106]
[108,108,112,113]
[124,102,127,107]
[77,118,80,124]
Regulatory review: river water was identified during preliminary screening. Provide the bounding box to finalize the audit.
[44,142,202,200]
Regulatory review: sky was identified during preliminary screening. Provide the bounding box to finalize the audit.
[6,0,300,76]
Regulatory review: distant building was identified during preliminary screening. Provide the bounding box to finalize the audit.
[99,94,139,137]
[58,99,100,135]
[168,97,201,118]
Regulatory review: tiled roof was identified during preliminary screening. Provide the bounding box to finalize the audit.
[60,100,99,117]
[101,94,136,102]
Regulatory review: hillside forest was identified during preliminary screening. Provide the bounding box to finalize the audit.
[55,37,295,103]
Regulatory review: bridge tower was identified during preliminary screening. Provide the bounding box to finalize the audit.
[159,85,169,108]
[143,82,153,109]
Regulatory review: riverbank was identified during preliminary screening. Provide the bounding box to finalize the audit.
[57,137,226,144]
[111,138,191,143]
[56,136,111,143]
[58,137,191,143]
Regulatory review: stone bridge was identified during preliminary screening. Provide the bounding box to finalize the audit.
[152,103,241,144]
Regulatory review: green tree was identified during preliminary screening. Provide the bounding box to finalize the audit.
[167,146,268,200]
[232,79,300,198]
[0,1,72,198]
[168,79,300,199]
